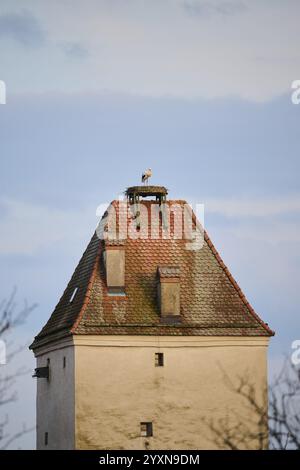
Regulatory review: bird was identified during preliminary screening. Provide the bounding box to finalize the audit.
[141,168,152,185]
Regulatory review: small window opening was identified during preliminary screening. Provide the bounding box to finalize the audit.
[155,352,164,367]
[45,432,48,446]
[47,358,50,366]
[63,356,66,368]
[140,422,153,437]
[107,287,126,296]
[69,287,78,303]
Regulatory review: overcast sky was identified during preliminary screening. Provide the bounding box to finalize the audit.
[0,0,299,449]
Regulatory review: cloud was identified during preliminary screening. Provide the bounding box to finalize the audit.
[205,196,300,218]
[60,41,89,60]
[0,1,299,100]
[225,220,300,245]
[202,196,300,245]
[2,194,299,257]
[0,10,46,47]
[183,0,247,18]
[0,199,97,256]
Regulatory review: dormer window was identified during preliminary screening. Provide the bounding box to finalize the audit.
[104,244,125,295]
[158,267,180,317]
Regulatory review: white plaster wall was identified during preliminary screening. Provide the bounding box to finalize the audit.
[35,340,75,449]
[74,336,269,450]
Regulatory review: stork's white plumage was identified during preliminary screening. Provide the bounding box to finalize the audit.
[141,168,152,185]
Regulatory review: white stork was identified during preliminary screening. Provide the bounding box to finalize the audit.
[141,168,152,185]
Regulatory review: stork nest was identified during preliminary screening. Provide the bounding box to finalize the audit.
[125,185,168,197]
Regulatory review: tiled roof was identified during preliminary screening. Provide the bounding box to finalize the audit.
[30,199,274,350]
[158,267,181,278]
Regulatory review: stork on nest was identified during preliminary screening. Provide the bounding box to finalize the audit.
[141,168,152,185]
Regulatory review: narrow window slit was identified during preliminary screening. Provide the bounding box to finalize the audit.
[140,422,153,437]
[155,352,164,367]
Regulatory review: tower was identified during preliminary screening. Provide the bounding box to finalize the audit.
[30,186,274,449]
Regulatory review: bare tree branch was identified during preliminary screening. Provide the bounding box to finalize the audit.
[201,359,300,449]
[0,290,36,449]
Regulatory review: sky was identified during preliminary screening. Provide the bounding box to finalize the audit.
[0,0,299,449]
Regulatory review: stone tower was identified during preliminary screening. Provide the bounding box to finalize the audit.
[30,186,274,450]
